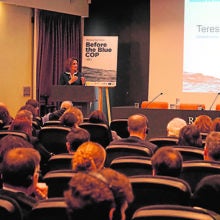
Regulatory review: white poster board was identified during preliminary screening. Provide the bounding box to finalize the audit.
[82,36,118,87]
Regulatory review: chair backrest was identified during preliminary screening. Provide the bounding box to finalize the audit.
[141,101,169,109]
[180,160,220,192]
[148,137,178,148]
[131,204,220,220]
[172,146,204,161]
[27,197,68,220]
[105,145,152,167]
[42,120,62,127]
[179,103,206,110]
[38,126,71,154]
[43,169,75,198]
[216,104,220,111]
[46,153,73,172]
[0,195,23,220]
[126,175,192,220]
[0,130,30,142]
[110,119,129,138]
[110,156,152,176]
[79,122,112,148]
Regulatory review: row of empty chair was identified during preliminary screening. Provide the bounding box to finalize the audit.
[140,101,220,110]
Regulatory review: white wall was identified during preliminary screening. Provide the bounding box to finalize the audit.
[0,3,33,117]
[150,0,217,110]
[1,0,89,17]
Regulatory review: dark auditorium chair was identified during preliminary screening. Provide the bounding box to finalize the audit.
[110,119,129,138]
[42,120,62,127]
[131,204,220,220]
[126,175,192,220]
[46,153,73,172]
[27,197,68,220]
[43,169,75,198]
[79,122,112,148]
[0,130,30,142]
[105,145,152,167]
[172,146,204,161]
[109,156,152,176]
[0,195,23,220]
[148,137,178,148]
[180,160,220,192]
[38,126,71,155]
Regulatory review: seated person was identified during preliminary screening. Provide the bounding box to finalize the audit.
[72,141,106,172]
[88,110,121,140]
[109,114,157,154]
[204,131,220,161]
[167,117,187,138]
[100,168,134,220]
[41,100,73,125]
[0,147,48,219]
[151,146,183,177]
[0,103,13,129]
[192,174,220,214]
[193,114,213,137]
[64,171,115,220]
[65,127,90,153]
[211,117,220,132]
[177,124,203,148]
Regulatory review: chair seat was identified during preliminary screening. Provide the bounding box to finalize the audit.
[79,122,112,148]
[141,101,168,109]
[126,175,192,220]
[105,145,153,167]
[179,103,205,110]
[27,197,68,220]
[131,204,220,220]
[38,126,71,154]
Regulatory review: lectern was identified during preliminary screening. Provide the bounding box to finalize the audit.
[50,85,96,117]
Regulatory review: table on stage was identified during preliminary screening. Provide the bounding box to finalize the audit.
[111,106,220,138]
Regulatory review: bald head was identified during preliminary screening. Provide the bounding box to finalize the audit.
[128,114,148,138]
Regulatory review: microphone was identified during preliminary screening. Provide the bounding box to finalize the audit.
[144,92,164,108]
[209,92,220,110]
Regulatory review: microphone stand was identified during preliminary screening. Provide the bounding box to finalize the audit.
[209,92,220,110]
[144,92,163,108]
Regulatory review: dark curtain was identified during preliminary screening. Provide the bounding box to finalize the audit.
[36,10,81,101]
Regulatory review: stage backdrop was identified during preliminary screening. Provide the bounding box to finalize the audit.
[82,36,118,87]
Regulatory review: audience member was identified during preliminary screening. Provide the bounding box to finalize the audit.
[60,57,86,86]
[177,124,203,148]
[72,141,106,172]
[66,127,90,153]
[15,109,38,136]
[60,111,78,128]
[204,131,220,161]
[100,168,134,220]
[151,146,183,177]
[0,135,34,188]
[192,174,220,214]
[25,98,42,126]
[64,171,115,220]
[63,106,84,125]
[211,117,220,132]
[166,117,187,138]
[8,118,53,173]
[109,114,157,154]
[0,147,48,219]
[193,114,212,136]
[41,100,73,124]
[88,109,121,140]
[0,103,13,129]
[0,135,34,163]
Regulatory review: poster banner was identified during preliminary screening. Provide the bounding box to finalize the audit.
[82,36,118,87]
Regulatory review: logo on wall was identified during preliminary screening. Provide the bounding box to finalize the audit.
[82,36,118,87]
